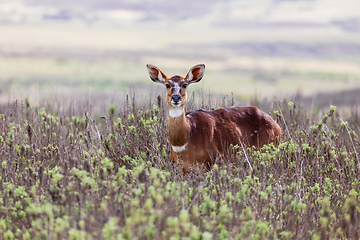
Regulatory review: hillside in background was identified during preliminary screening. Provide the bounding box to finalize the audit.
[0,0,359,108]
[1,0,360,32]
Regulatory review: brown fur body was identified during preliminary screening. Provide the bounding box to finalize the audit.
[170,106,281,172]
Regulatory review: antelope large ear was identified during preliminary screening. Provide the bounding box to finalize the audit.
[146,64,167,84]
[185,64,205,85]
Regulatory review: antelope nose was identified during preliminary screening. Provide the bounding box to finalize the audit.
[172,95,181,103]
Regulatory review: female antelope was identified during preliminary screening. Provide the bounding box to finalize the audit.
[147,64,281,172]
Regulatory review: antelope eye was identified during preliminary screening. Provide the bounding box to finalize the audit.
[165,84,171,89]
[182,84,188,89]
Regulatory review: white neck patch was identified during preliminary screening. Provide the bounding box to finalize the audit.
[172,144,187,153]
[169,107,184,118]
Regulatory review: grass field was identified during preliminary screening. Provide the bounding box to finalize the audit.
[0,93,359,239]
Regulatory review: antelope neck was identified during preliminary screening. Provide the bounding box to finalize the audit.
[168,107,190,147]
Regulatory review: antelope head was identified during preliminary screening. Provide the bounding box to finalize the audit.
[146,64,205,118]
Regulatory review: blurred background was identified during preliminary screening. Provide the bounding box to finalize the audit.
[0,0,359,112]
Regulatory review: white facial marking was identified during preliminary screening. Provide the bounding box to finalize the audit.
[172,144,187,153]
[172,83,180,94]
[169,107,183,118]
[171,102,182,108]
[170,82,183,107]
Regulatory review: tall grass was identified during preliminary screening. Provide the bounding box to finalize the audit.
[0,92,359,239]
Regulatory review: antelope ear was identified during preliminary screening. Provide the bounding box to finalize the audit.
[185,64,205,85]
[146,64,167,84]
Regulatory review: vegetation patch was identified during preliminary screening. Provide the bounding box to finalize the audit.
[0,95,359,239]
